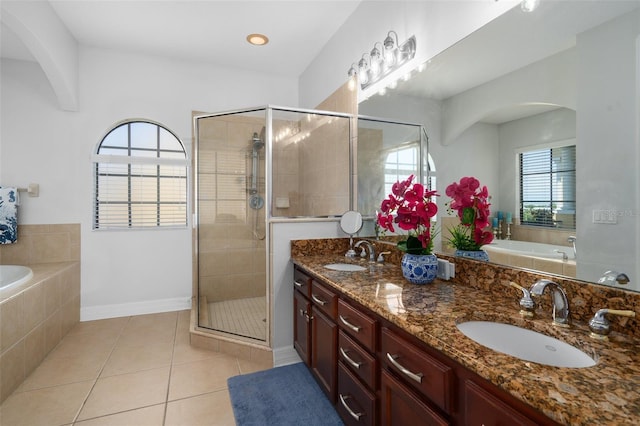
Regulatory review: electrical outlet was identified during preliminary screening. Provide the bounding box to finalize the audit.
[437,259,450,280]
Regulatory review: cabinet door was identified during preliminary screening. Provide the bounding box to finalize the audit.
[464,380,539,426]
[311,306,338,403]
[293,290,311,365]
[380,369,449,426]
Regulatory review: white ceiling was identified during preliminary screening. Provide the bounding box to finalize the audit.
[0,0,362,77]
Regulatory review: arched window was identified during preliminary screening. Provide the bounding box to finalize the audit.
[93,120,188,229]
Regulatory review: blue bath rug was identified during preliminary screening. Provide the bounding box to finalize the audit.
[228,362,344,426]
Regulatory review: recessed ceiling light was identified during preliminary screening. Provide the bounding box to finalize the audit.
[246,34,269,46]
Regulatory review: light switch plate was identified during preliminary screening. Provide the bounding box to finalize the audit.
[592,209,617,224]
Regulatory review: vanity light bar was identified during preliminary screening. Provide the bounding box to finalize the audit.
[347,31,417,91]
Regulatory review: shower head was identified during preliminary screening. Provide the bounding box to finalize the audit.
[252,132,264,150]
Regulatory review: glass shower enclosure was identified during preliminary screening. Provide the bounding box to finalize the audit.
[193,106,352,343]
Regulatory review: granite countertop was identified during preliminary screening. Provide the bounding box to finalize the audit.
[292,253,640,426]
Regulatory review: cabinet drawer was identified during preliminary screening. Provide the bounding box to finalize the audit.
[338,331,377,390]
[464,380,538,426]
[338,299,376,351]
[381,327,454,414]
[311,280,337,319]
[294,267,312,298]
[337,362,376,426]
[380,369,449,426]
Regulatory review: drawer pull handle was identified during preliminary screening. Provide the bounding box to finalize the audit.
[339,315,362,332]
[339,347,362,369]
[311,294,328,306]
[339,394,363,421]
[386,353,423,384]
[294,280,305,288]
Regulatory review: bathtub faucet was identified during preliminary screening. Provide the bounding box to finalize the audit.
[567,236,576,259]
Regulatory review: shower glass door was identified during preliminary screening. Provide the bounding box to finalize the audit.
[194,108,267,342]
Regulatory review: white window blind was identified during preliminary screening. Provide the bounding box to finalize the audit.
[519,145,576,229]
[93,121,188,229]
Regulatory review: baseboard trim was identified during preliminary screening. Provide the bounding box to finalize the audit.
[81,297,192,321]
[273,346,302,367]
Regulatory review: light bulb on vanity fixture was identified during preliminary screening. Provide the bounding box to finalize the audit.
[383,31,399,67]
[347,30,416,91]
[521,0,540,13]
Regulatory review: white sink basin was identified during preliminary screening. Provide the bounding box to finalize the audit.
[457,321,596,368]
[324,263,367,272]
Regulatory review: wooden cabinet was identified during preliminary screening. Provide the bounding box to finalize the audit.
[337,362,376,426]
[380,369,449,426]
[381,327,454,414]
[292,265,557,426]
[293,271,339,403]
[311,306,338,402]
[464,380,539,426]
[293,289,311,365]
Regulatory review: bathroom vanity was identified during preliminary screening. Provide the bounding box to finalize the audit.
[291,239,640,426]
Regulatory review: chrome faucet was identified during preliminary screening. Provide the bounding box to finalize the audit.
[567,236,576,259]
[354,240,376,262]
[529,279,571,327]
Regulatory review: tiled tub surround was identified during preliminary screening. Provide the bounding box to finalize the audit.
[0,224,81,403]
[291,238,640,425]
[440,216,577,277]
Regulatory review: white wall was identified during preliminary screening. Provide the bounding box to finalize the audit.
[576,10,639,290]
[270,220,346,365]
[1,48,298,319]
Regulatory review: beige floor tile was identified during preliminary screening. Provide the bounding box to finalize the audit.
[100,340,174,377]
[46,331,117,362]
[0,380,93,426]
[165,390,236,426]
[66,316,129,338]
[18,351,105,392]
[172,340,221,366]
[73,404,165,426]
[168,354,240,401]
[237,357,271,375]
[77,367,170,421]
[124,312,178,334]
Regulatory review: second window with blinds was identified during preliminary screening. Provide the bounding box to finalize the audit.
[518,142,576,230]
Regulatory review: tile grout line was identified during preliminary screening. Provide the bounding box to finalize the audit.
[161,311,181,426]
[70,316,132,425]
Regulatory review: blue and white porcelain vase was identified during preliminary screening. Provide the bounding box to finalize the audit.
[401,253,438,284]
[454,249,490,262]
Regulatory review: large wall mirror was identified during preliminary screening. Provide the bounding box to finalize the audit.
[360,1,640,292]
[356,117,428,217]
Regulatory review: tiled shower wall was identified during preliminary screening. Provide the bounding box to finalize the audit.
[197,114,266,303]
[298,116,350,216]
